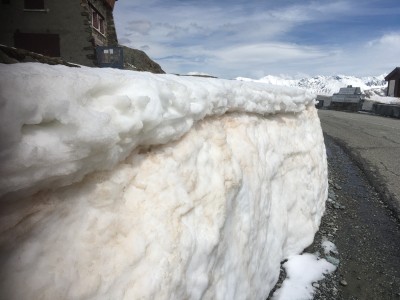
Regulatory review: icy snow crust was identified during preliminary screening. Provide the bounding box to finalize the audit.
[0,63,327,300]
[0,63,314,199]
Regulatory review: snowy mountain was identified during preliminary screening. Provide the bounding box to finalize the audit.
[237,74,387,96]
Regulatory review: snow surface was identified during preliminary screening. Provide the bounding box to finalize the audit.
[186,71,214,77]
[0,63,315,199]
[237,74,387,96]
[0,63,328,300]
[365,95,400,105]
[322,239,338,256]
[272,253,336,300]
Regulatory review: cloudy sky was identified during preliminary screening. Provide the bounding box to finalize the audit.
[114,0,400,79]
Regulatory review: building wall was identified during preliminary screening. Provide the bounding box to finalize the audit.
[361,100,375,111]
[385,68,400,98]
[87,0,118,48]
[0,0,118,66]
[315,95,332,108]
[332,94,362,103]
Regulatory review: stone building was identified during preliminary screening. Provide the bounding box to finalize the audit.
[330,85,364,111]
[315,86,364,112]
[0,0,119,66]
[315,95,332,109]
[385,67,400,98]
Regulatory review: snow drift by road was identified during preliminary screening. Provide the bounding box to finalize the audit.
[0,63,328,299]
[0,63,315,199]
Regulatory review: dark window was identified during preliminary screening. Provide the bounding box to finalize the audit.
[99,18,105,34]
[24,0,44,9]
[92,10,99,28]
[90,6,105,35]
[14,32,60,57]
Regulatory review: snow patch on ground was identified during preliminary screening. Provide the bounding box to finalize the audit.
[322,239,338,256]
[272,253,337,300]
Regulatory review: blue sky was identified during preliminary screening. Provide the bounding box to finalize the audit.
[114,0,400,79]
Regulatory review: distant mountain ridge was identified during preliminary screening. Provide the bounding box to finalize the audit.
[236,74,387,96]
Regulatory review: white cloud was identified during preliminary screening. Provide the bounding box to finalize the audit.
[218,43,327,64]
[125,20,152,35]
[113,0,400,78]
[367,32,400,48]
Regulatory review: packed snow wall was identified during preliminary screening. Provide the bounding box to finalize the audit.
[0,63,327,300]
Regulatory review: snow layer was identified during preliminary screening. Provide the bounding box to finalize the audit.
[365,95,400,105]
[0,63,327,299]
[0,63,314,199]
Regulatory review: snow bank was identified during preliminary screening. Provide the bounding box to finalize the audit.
[365,95,400,105]
[0,63,314,199]
[0,63,327,300]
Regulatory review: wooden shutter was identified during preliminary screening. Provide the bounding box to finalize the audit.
[14,32,60,57]
[24,0,45,9]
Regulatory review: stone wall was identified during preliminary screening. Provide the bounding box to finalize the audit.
[0,0,119,67]
[372,103,400,118]
[86,0,118,47]
[0,44,80,68]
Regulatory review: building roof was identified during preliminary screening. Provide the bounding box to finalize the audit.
[335,86,361,95]
[103,0,118,10]
[385,67,400,81]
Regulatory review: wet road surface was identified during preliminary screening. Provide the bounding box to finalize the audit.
[310,135,400,300]
[318,110,400,218]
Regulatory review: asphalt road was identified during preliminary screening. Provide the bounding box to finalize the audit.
[313,135,400,300]
[318,110,400,219]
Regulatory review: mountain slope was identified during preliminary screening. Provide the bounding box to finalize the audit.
[237,74,387,96]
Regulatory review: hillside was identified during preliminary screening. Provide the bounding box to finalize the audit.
[121,45,165,74]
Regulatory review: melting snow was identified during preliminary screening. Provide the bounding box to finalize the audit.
[272,253,336,300]
[322,238,338,255]
[0,63,328,300]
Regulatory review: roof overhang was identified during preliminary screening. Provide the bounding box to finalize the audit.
[103,0,117,10]
[385,67,400,81]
